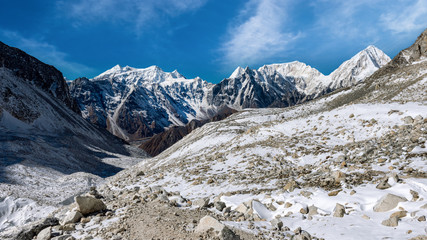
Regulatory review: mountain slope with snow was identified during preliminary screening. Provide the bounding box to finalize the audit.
[70,65,215,141]
[74,29,427,240]
[0,42,146,236]
[70,46,390,141]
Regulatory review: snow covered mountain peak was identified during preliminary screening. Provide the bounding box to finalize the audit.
[328,45,391,89]
[258,61,324,79]
[229,66,245,78]
[94,65,189,86]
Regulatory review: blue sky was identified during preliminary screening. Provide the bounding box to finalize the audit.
[1,0,426,83]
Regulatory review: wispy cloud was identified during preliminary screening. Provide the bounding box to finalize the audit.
[220,0,301,67]
[380,0,427,34]
[1,30,94,78]
[60,0,207,34]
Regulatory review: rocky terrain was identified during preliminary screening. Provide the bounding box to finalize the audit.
[0,41,147,236]
[5,29,425,240]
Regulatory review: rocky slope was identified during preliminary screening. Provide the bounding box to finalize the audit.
[0,42,146,237]
[0,41,80,114]
[35,29,427,240]
[69,66,215,141]
[140,107,237,156]
[70,46,390,141]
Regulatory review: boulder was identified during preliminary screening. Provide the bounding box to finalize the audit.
[61,210,83,225]
[270,218,283,230]
[376,180,391,190]
[75,195,106,215]
[333,203,346,217]
[16,217,59,240]
[284,180,299,192]
[194,198,210,209]
[373,194,407,212]
[381,216,399,227]
[308,205,318,216]
[215,201,226,211]
[194,216,239,240]
[36,227,51,240]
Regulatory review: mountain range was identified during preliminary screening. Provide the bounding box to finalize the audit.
[69,45,391,141]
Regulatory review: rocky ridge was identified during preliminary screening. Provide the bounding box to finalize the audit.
[69,46,390,141]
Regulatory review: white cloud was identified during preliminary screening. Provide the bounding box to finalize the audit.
[221,0,300,67]
[380,0,427,33]
[1,30,94,78]
[61,0,207,33]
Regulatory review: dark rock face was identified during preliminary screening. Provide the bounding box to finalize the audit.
[140,107,237,156]
[390,28,427,66]
[209,67,305,109]
[0,41,80,114]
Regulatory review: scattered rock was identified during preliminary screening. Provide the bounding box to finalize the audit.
[284,180,299,192]
[292,227,312,240]
[390,211,407,219]
[36,227,51,240]
[418,216,426,222]
[308,205,318,216]
[61,210,83,225]
[328,190,341,196]
[75,195,107,215]
[332,171,346,183]
[215,201,226,212]
[410,190,420,201]
[270,218,283,230]
[194,216,239,240]
[373,194,408,212]
[333,203,345,217]
[382,216,399,227]
[376,179,392,190]
[194,198,210,209]
[402,116,414,124]
[16,217,59,240]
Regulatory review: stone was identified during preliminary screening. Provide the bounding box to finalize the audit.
[402,116,414,124]
[333,203,345,217]
[308,205,318,216]
[284,180,299,192]
[382,216,399,227]
[390,211,407,219]
[194,216,238,240]
[215,201,226,212]
[291,227,312,240]
[421,204,427,209]
[16,217,59,240]
[51,235,75,240]
[410,190,420,201]
[328,190,341,196]
[362,214,370,220]
[194,198,210,209]
[61,210,83,225]
[75,196,107,215]
[418,216,426,222]
[36,227,51,240]
[376,180,392,190]
[332,171,345,183]
[270,218,283,230]
[373,194,408,212]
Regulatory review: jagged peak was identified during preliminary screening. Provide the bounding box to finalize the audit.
[229,66,245,79]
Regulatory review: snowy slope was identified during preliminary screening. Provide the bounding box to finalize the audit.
[0,43,147,236]
[83,32,426,240]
